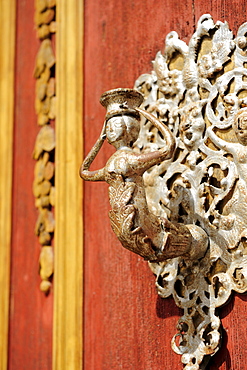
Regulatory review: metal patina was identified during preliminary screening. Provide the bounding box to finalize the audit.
[81,14,247,370]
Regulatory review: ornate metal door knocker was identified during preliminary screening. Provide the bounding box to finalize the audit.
[81,14,247,370]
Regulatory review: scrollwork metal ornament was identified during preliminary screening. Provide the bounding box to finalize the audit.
[81,14,247,369]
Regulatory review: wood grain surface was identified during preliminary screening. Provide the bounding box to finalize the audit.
[84,1,247,369]
[0,1,15,368]
[53,0,83,368]
[8,1,53,369]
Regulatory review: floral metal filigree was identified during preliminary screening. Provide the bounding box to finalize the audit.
[133,14,247,369]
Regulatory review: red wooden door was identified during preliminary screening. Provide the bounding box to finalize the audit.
[5,1,82,369]
[8,1,53,369]
[5,1,247,369]
[84,1,247,370]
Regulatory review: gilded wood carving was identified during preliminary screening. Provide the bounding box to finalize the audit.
[33,0,56,293]
[81,14,247,369]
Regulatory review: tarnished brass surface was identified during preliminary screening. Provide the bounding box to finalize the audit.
[80,88,205,262]
[81,14,247,370]
[134,14,247,369]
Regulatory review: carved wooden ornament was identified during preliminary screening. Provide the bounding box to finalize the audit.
[33,0,56,293]
[81,15,247,369]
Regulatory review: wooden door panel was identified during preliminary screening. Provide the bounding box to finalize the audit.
[8,1,53,369]
[84,1,247,369]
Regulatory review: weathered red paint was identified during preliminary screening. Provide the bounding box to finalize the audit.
[8,1,53,369]
[84,1,247,369]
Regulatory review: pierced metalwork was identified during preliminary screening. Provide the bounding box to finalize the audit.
[81,14,247,369]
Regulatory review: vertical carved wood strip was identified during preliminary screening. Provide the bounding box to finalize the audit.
[53,0,83,368]
[34,0,56,293]
[0,1,15,368]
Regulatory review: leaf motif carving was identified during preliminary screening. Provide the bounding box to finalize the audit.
[109,182,135,211]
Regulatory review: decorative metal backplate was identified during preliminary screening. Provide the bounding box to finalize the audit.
[134,14,247,369]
